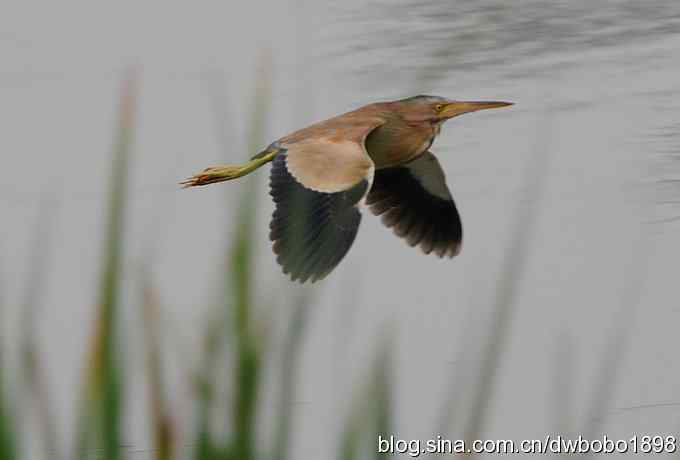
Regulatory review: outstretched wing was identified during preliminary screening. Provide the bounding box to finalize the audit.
[269,117,383,283]
[366,151,462,258]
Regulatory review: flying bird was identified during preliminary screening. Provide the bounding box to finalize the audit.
[182,95,513,283]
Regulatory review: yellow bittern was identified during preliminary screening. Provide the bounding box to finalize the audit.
[182,95,512,283]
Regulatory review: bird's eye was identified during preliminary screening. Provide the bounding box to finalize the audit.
[435,104,444,112]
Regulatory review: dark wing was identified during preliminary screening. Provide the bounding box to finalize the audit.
[269,117,383,283]
[366,151,462,257]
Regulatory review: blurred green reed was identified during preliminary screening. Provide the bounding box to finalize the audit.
[227,62,269,460]
[0,249,13,459]
[141,272,175,460]
[0,395,15,460]
[338,341,393,460]
[0,307,17,460]
[75,72,136,460]
[20,195,61,460]
[191,57,271,460]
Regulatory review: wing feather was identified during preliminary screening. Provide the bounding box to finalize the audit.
[269,116,382,282]
[366,151,463,258]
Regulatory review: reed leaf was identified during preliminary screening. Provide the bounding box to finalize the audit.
[20,195,61,460]
[0,375,16,460]
[0,297,16,460]
[462,113,553,451]
[141,270,176,460]
[227,53,271,460]
[76,72,136,460]
[272,293,312,460]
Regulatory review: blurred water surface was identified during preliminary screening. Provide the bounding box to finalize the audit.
[2,0,680,458]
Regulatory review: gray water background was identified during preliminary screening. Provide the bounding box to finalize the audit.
[2,0,680,458]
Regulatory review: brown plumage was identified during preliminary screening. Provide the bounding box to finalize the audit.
[182,95,513,283]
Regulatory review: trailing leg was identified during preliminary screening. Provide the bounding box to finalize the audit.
[181,147,280,188]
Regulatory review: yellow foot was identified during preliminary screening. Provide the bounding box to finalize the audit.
[181,148,280,188]
[180,165,246,188]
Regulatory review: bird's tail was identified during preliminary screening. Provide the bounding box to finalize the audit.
[180,144,281,188]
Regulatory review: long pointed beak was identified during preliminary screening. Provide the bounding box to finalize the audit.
[441,100,514,118]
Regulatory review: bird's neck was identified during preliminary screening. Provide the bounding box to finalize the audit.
[365,116,439,169]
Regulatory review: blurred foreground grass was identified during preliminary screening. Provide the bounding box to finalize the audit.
[0,69,649,460]
[0,72,395,460]
[0,336,16,460]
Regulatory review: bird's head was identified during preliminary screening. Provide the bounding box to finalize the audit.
[396,95,513,124]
